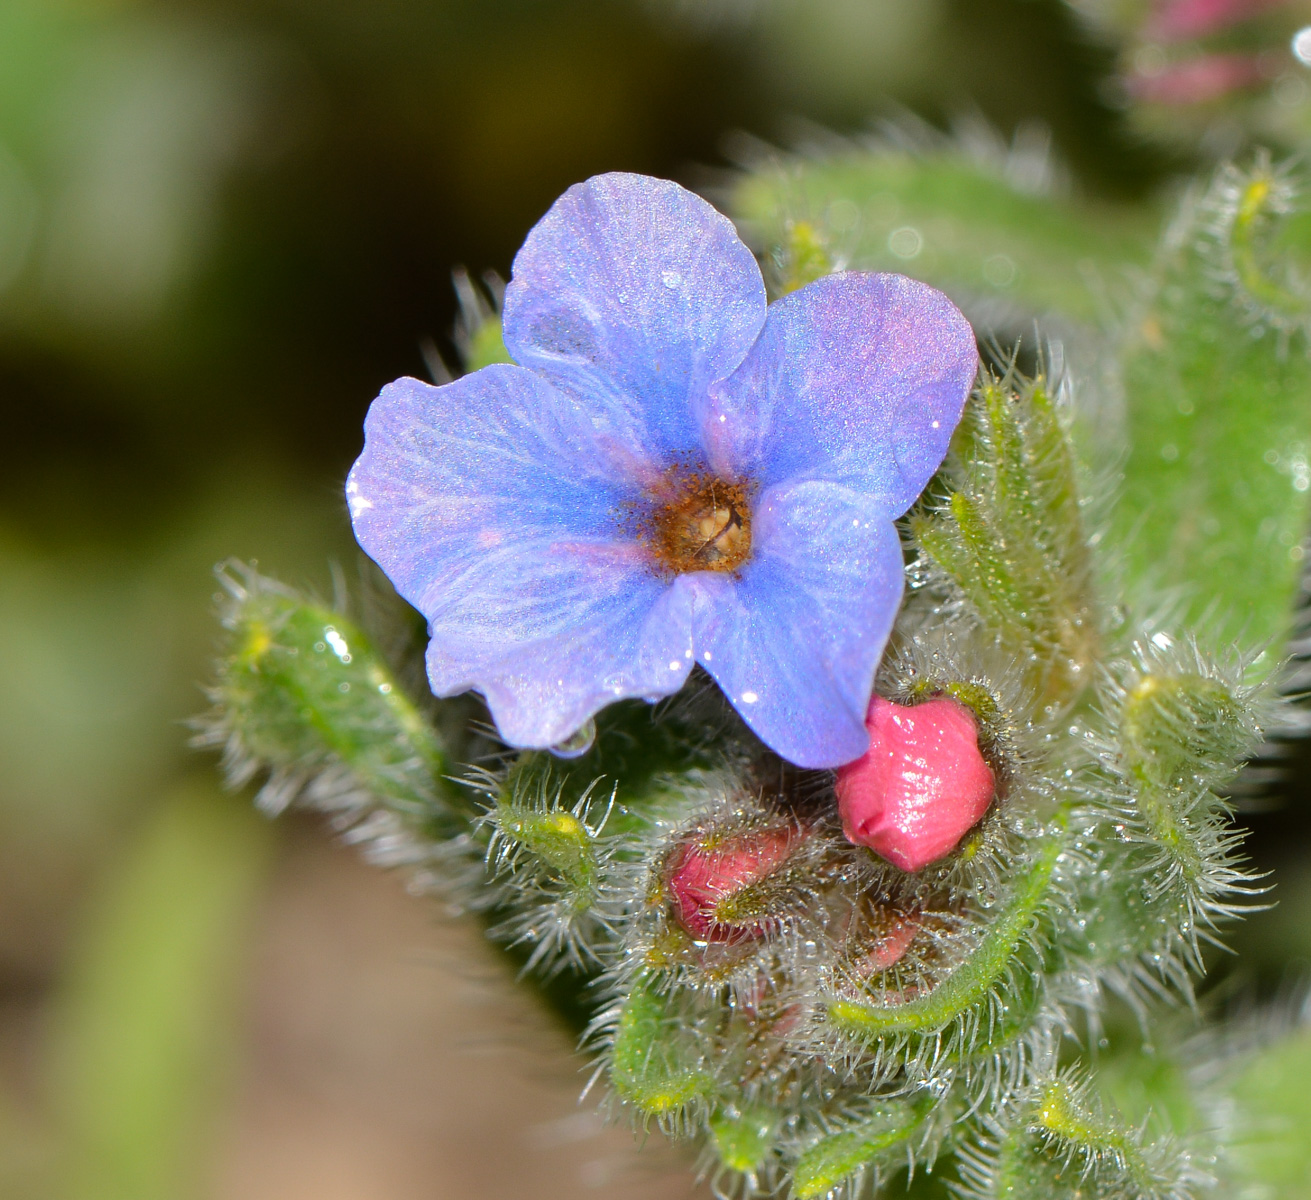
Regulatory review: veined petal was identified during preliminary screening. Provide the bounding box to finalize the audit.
[689,480,905,769]
[704,272,977,513]
[347,369,695,747]
[427,570,696,749]
[502,172,767,464]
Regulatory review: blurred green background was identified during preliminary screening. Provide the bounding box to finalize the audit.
[2,1,1308,1197]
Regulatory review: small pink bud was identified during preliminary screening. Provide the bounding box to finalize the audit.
[666,825,801,942]
[863,911,920,974]
[836,696,995,872]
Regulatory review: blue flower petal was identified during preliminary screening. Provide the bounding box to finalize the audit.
[347,369,696,747]
[688,480,904,769]
[704,272,977,513]
[503,172,767,464]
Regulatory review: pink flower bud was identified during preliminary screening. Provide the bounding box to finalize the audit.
[835,696,995,872]
[666,825,801,942]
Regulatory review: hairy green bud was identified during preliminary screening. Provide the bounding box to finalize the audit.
[912,375,1098,708]
[197,564,464,846]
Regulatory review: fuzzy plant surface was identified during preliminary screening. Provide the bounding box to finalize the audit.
[200,150,1311,1199]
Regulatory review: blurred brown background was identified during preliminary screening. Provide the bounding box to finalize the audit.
[6,2,1305,1197]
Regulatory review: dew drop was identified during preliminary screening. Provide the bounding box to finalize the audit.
[550,718,597,759]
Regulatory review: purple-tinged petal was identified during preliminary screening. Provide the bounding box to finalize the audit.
[430,577,696,750]
[502,172,767,464]
[704,273,977,513]
[688,480,904,769]
[347,369,695,747]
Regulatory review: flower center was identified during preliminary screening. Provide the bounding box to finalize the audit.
[645,472,752,574]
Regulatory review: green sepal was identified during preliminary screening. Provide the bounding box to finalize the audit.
[465,316,512,370]
[609,984,714,1117]
[490,802,600,910]
[1121,670,1254,799]
[1120,670,1251,905]
[498,695,729,838]
[1095,650,1265,965]
[776,219,834,295]
[981,1073,1200,1200]
[791,1099,927,1200]
[710,1104,781,1174]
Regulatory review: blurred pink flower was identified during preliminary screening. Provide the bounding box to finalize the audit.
[835,696,994,873]
[1147,0,1287,41]
[1128,51,1275,103]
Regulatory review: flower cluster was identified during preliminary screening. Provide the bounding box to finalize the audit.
[204,151,1303,1200]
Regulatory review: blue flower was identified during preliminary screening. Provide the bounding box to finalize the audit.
[346,173,977,768]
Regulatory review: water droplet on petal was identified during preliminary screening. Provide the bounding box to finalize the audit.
[549,718,596,759]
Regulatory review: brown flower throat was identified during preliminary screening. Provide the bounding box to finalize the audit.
[646,472,752,575]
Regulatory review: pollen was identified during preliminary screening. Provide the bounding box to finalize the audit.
[640,469,752,575]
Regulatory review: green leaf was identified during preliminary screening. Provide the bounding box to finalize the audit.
[1111,161,1311,651]
[610,985,714,1117]
[1224,1025,1311,1197]
[732,150,1154,321]
[51,782,277,1200]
